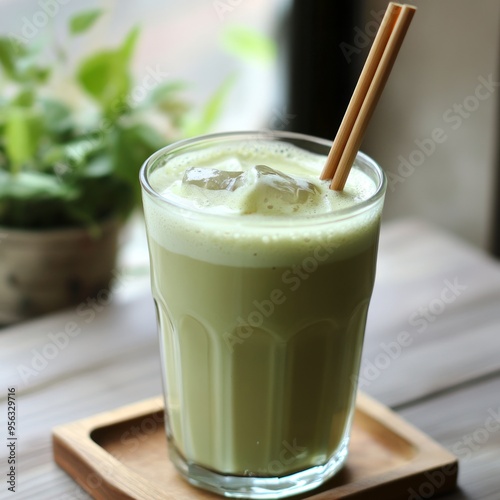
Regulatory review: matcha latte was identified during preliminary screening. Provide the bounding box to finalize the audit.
[140,131,386,499]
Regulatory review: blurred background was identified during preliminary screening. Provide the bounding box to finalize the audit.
[0,0,499,253]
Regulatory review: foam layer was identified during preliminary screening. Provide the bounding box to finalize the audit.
[149,141,375,216]
[142,140,384,267]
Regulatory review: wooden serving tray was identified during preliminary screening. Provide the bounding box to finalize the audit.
[52,392,458,499]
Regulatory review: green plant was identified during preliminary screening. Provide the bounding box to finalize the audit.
[0,9,229,229]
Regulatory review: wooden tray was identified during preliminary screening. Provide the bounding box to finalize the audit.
[52,392,458,499]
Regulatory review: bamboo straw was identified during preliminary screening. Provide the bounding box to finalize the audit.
[320,3,402,182]
[320,3,416,190]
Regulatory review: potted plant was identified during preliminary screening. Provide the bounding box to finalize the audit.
[0,10,228,325]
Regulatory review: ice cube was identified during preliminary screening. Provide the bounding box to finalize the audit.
[238,165,322,215]
[182,167,244,191]
[177,164,322,215]
[250,165,320,203]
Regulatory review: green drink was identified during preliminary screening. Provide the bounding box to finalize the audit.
[140,131,386,498]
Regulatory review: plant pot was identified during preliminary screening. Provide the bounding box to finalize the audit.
[0,218,120,326]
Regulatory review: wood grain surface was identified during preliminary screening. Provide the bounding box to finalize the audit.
[1,218,500,499]
[51,393,457,499]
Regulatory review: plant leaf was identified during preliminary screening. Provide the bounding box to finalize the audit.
[0,37,20,79]
[0,170,74,199]
[4,107,44,171]
[13,89,35,107]
[40,98,74,137]
[109,122,166,204]
[221,25,276,63]
[141,81,188,108]
[0,37,50,83]
[76,27,139,116]
[70,9,103,35]
[77,50,128,112]
[62,137,102,167]
[65,170,135,224]
[120,26,140,62]
[183,73,236,136]
[0,170,80,228]
[139,81,191,126]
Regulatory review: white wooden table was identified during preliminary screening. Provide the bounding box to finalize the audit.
[1,218,500,500]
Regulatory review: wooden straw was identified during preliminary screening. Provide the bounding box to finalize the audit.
[320,3,416,190]
[320,3,401,182]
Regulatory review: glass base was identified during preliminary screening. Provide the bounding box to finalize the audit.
[169,439,349,499]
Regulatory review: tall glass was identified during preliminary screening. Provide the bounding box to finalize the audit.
[139,131,386,499]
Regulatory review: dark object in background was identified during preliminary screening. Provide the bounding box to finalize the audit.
[492,50,500,258]
[286,0,360,140]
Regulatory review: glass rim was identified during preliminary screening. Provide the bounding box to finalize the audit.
[139,130,387,225]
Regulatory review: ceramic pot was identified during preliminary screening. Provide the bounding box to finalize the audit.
[0,218,120,325]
